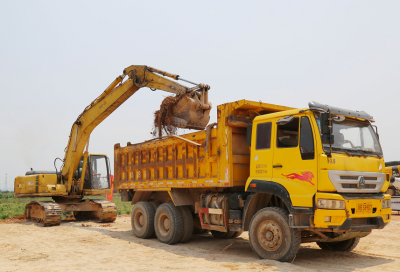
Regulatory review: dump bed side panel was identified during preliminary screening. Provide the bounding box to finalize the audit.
[114,128,230,191]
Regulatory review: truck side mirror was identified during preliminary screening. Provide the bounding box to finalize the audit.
[246,124,253,146]
[372,125,379,140]
[320,112,334,144]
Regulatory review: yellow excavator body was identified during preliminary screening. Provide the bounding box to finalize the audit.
[14,65,212,226]
[14,174,67,197]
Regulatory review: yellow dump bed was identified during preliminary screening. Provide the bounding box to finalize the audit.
[114,100,294,191]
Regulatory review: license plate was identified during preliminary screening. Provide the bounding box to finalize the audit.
[357,203,372,213]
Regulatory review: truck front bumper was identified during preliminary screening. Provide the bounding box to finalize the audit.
[313,193,391,230]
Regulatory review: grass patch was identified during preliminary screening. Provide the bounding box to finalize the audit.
[0,191,132,221]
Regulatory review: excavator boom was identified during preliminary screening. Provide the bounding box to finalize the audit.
[62,65,211,188]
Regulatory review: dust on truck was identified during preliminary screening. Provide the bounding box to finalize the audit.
[115,100,391,262]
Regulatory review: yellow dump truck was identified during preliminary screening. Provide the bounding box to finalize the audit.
[115,100,391,262]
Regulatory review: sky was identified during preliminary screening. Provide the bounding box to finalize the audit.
[1,1,399,191]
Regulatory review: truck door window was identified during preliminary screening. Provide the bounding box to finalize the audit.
[256,122,272,150]
[277,117,299,148]
[300,116,315,160]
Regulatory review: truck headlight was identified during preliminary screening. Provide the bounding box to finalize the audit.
[317,199,346,210]
[382,199,391,209]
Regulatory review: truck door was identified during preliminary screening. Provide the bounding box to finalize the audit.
[250,121,274,180]
[272,115,317,206]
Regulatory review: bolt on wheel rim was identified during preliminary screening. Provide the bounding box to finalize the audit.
[257,220,283,251]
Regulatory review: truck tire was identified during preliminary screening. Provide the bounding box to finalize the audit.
[149,201,161,238]
[155,203,184,245]
[249,207,300,262]
[316,237,360,252]
[178,206,193,243]
[211,230,236,239]
[149,201,161,211]
[193,228,209,234]
[232,231,243,238]
[131,201,155,239]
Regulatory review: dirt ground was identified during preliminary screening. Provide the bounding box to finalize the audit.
[2,214,400,272]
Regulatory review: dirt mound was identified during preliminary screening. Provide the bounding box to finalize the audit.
[152,93,187,138]
[0,214,25,224]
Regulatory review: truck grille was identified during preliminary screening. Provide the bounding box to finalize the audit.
[351,218,368,225]
[328,170,385,193]
[340,176,377,181]
[342,184,376,189]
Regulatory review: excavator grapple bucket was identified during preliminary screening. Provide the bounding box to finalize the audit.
[170,91,211,130]
[154,85,211,136]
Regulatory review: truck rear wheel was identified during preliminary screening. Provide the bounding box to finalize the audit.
[316,237,360,252]
[149,201,161,211]
[155,203,184,245]
[178,206,193,243]
[131,201,155,239]
[149,201,161,238]
[232,231,243,238]
[193,228,209,234]
[249,207,300,262]
[211,230,236,239]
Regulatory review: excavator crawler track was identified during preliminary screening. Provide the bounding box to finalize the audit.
[25,201,62,227]
[92,199,117,222]
[73,199,117,223]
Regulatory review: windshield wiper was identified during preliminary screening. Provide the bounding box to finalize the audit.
[356,149,382,159]
[354,149,368,158]
[324,146,361,157]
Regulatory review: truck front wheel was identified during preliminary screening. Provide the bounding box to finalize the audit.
[317,237,360,252]
[249,207,300,262]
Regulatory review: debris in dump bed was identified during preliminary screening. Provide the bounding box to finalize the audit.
[0,215,26,224]
[152,93,187,138]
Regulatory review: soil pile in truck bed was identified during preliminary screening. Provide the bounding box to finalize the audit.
[152,93,186,138]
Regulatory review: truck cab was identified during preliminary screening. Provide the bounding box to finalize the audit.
[245,102,390,258]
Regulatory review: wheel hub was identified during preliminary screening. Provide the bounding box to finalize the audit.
[258,220,283,251]
[164,218,170,230]
[134,211,144,230]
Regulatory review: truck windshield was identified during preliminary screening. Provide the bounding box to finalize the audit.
[314,113,382,157]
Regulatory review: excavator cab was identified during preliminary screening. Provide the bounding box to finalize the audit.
[75,154,111,191]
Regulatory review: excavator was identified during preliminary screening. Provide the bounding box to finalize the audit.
[385,161,400,196]
[14,65,212,226]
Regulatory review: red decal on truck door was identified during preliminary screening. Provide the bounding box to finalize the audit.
[282,172,315,186]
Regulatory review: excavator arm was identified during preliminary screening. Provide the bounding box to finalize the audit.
[61,65,211,192]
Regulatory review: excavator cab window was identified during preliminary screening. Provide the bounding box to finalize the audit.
[88,155,110,190]
[74,157,90,184]
[75,155,110,189]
